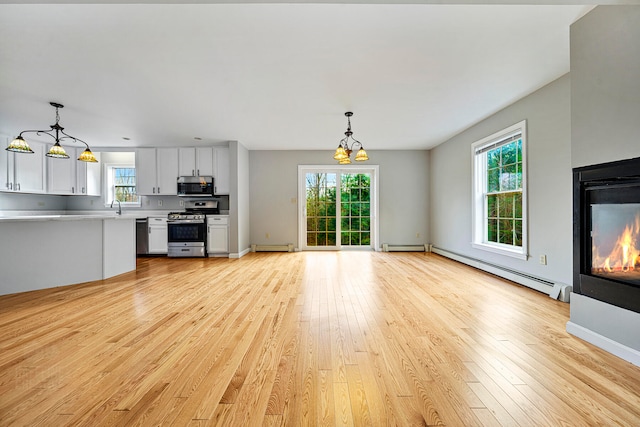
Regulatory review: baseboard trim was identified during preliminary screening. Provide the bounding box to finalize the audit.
[432,246,560,297]
[566,320,640,367]
[229,247,251,259]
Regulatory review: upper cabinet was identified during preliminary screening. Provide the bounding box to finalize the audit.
[137,147,178,195]
[213,146,230,195]
[178,147,214,177]
[1,138,46,194]
[47,147,101,196]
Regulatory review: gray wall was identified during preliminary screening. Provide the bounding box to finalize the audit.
[0,192,67,212]
[568,6,640,358]
[571,6,640,168]
[249,149,429,249]
[430,74,573,285]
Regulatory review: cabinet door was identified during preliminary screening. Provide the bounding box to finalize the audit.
[85,152,101,196]
[213,146,230,195]
[47,149,75,194]
[207,225,229,253]
[156,148,178,195]
[74,148,88,195]
[196,147,214,176]
[14,140,46,193]
[136,148,158,195]
[0,138,10,191]
[178,148,196,176]
[148,218,168,254]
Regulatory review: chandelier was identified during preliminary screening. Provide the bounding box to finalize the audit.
[6,102,98,162]
[333,112,369,164]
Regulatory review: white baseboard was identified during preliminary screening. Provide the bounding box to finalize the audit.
[566,321,640,367]
[229,247,251,259]
[432,246,559,297]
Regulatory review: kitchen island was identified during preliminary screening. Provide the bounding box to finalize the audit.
[0,215,136,296]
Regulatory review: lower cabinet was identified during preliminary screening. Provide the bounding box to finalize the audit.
[148,217,168,254]
[207,216,229,255]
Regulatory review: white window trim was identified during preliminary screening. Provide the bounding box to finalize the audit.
[297,165,380,251]
[471,120,528,260]
[103,163,141,207]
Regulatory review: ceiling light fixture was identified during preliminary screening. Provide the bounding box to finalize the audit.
[7,102,98,162]
[333,112,368,164]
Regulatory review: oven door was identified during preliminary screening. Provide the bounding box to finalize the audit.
[167,220,206,257]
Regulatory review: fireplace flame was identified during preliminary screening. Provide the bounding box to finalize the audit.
[593,213,640,273]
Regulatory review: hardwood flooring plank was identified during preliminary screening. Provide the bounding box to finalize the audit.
[0,252,639,426]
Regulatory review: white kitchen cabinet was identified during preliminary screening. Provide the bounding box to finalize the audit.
[1,138,46,194]
[207,216,229,255]
[213,146,230,195]
[85,152,101,196]
[47,146,99,195]
[178,147,214,177]
[148,216,168,254]
[136,148,178,196]
[47,145,75,195]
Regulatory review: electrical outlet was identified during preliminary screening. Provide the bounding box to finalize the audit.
[266,233,270,239]
[416,232,420,238]
[291,198,297,204]
[539,255,547,265]
[158,199,163,207]
[179,200,184,207]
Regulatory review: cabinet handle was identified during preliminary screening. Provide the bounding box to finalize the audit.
[8,183,12,190]
[158,187,160,193]
[192,169,195,176]
[153,187,156,194]
[72,186,75,193]
[16,183,20,191]
[197,169,200,176]
[82,187,86,194]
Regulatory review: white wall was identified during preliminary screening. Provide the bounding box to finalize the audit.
[230,141,251,257]
[430,74,573,285]
[249,150,429,249]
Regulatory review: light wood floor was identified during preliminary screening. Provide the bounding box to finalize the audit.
[1,252,639,426]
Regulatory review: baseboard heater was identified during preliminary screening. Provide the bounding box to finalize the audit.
[431,246,571,302]
[382,243,429,252]
[250,244,294,253]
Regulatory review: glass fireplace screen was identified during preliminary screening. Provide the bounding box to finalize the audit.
[591,203,640,286]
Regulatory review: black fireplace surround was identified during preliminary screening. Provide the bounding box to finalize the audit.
[573,157,640,313]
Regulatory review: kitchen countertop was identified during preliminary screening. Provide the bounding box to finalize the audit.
[0,213,134,222]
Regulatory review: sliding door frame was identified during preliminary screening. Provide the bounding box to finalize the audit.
[298,164,380,251]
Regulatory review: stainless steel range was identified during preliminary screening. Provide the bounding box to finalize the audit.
[167,200,219,257]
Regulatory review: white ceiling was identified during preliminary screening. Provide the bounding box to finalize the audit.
[0,2,597,152]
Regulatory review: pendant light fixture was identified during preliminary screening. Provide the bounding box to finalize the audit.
[6,102,98,163]
[333,112,369,164]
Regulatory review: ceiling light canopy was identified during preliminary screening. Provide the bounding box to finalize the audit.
[6,102,98,163]
[333,112,368,164]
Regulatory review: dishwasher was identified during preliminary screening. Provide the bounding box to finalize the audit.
[136,218,149,256]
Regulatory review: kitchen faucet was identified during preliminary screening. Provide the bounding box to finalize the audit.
[110,200,122,215]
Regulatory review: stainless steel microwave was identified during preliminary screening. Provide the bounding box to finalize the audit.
[177,176,215,197]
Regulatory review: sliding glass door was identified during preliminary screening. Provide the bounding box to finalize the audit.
[299,166,378,251]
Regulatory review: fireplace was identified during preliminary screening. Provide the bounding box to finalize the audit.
[573,157,640,313]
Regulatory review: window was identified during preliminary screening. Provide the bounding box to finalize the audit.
[472,120,527,259]
[106,164,140,206]
[298,165,379,251]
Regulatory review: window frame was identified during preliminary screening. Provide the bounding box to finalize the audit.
[103,163,141,207]
[471,120,528,260]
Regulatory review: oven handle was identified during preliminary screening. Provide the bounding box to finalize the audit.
[167,219,205,224]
